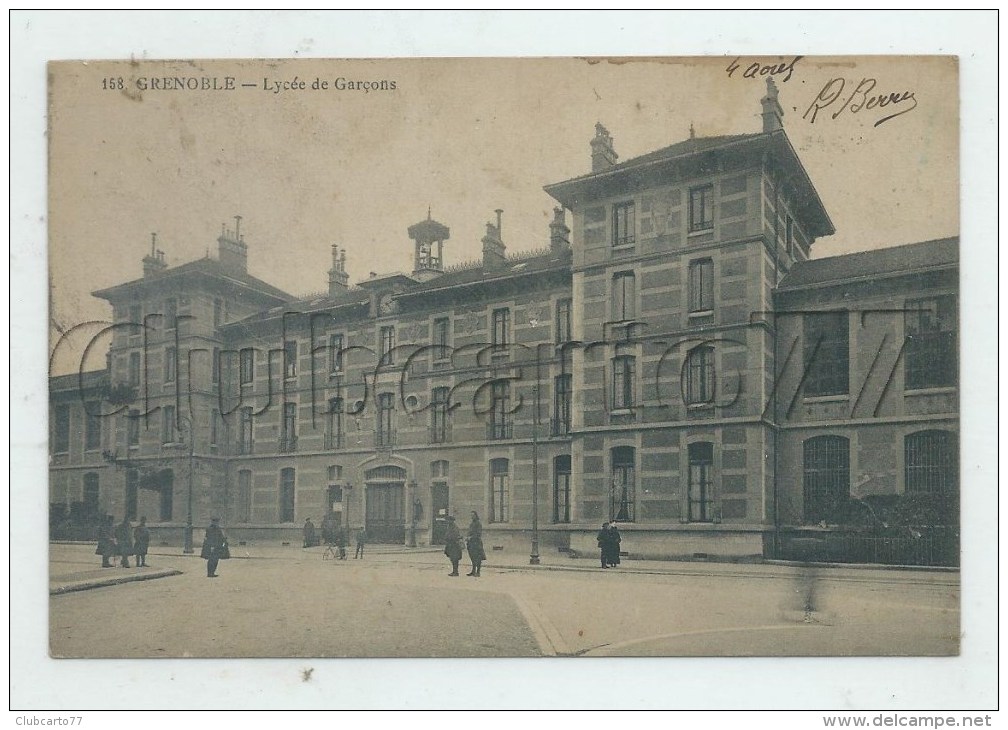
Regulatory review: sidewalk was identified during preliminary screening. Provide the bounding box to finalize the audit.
[49,540,959,595]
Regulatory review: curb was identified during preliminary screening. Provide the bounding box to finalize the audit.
[50,569,184,596]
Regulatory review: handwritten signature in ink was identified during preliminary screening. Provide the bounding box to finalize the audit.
[803,77,918,128]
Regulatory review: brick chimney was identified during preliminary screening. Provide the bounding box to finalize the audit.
[761,77,784,133]
[328,245,349,297]
[482,209,507,271]
[590,123,618,172]
[549,207,570,254]
[217,215,248,274]
[142,232,167,277]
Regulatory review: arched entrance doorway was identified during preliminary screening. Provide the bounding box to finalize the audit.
[365,465,406,543]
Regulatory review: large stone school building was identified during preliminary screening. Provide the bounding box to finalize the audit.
[49,83,958,564]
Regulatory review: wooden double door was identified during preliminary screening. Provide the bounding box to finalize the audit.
[365,481,405,543]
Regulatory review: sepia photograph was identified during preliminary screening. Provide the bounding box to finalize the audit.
[12,10,997,715]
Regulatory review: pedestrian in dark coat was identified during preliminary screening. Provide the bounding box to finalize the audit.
[320,512,337,546]
[115,517,133,568]
[96,515,115,568]
[303,518,318,548]
[607,521,622,568]
[597,522,611,568]
[354,527,366,559]
[200,517,227,578]
[465,511,486,577]
[335,524,347,560]
[133,516,150,567]
[443,516,463,576]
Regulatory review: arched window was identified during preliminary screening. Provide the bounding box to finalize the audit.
[553,455,571,524]
[802,435,850,524]
[688,442,714,522]
[905,430,957,495]
[610,446,636,522]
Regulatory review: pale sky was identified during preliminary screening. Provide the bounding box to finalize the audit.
[48,56,958,374]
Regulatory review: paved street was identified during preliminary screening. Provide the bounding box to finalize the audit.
[49,543,959,658]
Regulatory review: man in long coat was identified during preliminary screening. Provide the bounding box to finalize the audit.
[133,516,151,567]
[465,511,486,577]
[115,516,133,568]
[443,516,463,577]
[200,517,227,578]
[96,514,115,568]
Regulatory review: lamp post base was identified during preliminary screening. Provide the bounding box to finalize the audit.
[529,538,540,565]
[183,526,194,554]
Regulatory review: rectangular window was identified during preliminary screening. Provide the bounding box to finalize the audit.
[688,442,714,522]
[162,405,176,444]
[380,326,396,366]
[128,351,141,387]
[612,272,636,321]
[785,216,794,257]
[212,347,220,384]
[128,304,142,340]
[686,346,715,405]
[688,258,714,313]
[492,308,510,352]
[431,386,450,443]
[326,397,344,449]
[210,408,219,446]
[329,333,344,373]
[284,340,297,379]
[553,455,571,524]
[611,446,636,522]
[128,409,140,447]
[689,185,714,232]
[164,347,176,382]
[84,402,102,451]
[237,470,252,523]
[165,299,177,330]
[612,201,636,247]
[490,458,510,523]
[433,318,450,361]
[281,402,297,452]
[377,393,395,448]
[53,405,70,453]
[555,298,572,344]
[490,380,512,439]
[279,468,295,523]
[612,355,635,410]
[125,470,138,521]
[803,436,850,524]
[159,478,173,522]
[905,296,957,390]
[83,474,100,515]
[239,407,254,454]
[240,348,255,385]
[803,311,850,397]
[553,373,572,435]
[213,298,223,329]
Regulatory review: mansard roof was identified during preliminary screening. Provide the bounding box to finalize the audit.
[776,237,959,293]
[93,256,292,304]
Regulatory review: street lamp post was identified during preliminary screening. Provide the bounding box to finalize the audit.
[177,414,195,554]
[529,318,541,566]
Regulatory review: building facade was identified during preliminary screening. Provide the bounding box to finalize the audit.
[49,83,959,563]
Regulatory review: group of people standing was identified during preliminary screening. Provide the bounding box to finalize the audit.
[95,515,150,569]
[443,511,486,577]
[597,521,622,568]
[305,516,366,559]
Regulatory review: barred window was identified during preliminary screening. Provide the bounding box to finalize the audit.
[803,311,849,397]
[905,297,957,390]
[905,430,957,496]
[802,435,850,524]
[490,458,510,523]
[688,442,714,522]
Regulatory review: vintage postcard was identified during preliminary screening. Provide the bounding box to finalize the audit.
[45,54,961,662]
[15,13,994,708]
